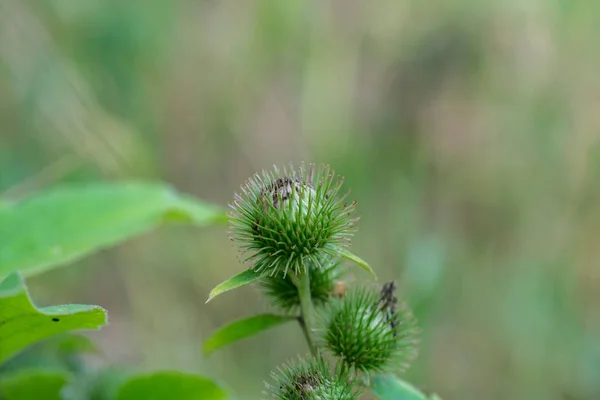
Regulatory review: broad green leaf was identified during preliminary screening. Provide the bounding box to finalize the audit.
[0,272,107,365]
[116,372,228,400]
[0,369,68,400]
[203,313,296,355]
[0,334,97,375]
[54,334,99,355]
[62,367,133,400]
[371,375,438,400]
[338,248,377,278]
[0,182,226,278]
[205,269,262,303]
[371,375,424,400]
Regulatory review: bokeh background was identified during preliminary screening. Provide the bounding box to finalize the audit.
[2,1,600,399]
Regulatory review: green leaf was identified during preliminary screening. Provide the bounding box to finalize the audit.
[0,199,10,211]
[203,313,296,355]
[338,249,377,278]
[54,334,99,355]
[0,334,98,375]
[116,372,228,400]
[371,375,438,400]
[205,269,262,303]
[62,366,133,400]
[0,369,69,400]
[0,182,226,278]
[0,272,107,365]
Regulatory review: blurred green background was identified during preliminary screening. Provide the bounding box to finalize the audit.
[1,0,600,399]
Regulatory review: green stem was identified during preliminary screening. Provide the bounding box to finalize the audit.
[294,272,318,356]
[339,358,348,378]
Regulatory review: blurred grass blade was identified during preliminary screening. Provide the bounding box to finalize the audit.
[116,371,228,400]
[338,249,376,278]
[203,314,296,356]
[371,375,434,400]
[206,269,262,303]
[0,369,68,400]
[0,272,107,365]
[0,182,226,278]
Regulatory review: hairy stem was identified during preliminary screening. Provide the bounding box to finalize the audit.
[293,272,317,356]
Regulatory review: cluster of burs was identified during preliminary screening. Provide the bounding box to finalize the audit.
[217,164,420,399]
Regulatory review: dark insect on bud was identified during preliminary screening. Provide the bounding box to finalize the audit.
[378,281,399,336]
[266,354,360,399]
[260,176,304,211]
[321,283,420,374]
[229,163,358,277]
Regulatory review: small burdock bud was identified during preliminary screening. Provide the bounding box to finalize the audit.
[320,282,420,374]
[260,257,344,312]
[265,354,360,400]
[229,163,357,277]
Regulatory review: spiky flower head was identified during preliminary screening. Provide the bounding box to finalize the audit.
[229,163,357,277]
[260,257,344,313]
[265,354,360,400]
[320,282,420,374]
